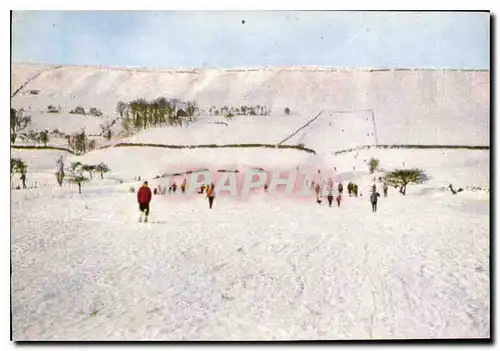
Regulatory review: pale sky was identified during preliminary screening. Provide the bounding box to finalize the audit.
[11,11,490,69]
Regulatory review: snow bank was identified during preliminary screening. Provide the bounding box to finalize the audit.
[70,147,312,181]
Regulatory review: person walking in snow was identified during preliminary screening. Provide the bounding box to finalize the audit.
[383,183,388,197]
[336,194,342,207]
[207,183,216,209]
[181,178,187,193]
[327,188,334,207]
[338,182,344,195]
[171,182,177,193]
[347,181,353,197]
[370,190,381,213]
[315,183,322,204]
[137,181,152,222]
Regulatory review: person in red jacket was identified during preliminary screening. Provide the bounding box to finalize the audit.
[137,181,152,222]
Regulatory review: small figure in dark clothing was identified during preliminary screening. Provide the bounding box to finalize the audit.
[171,182,177,193]
[347,181,353,197]
[315,183,321,204]
[153,188,158,195]
[353,183,359,197]
[336,194,342,207]
[370,191,381,212]
[383,183,388,197]
[181,179,187,193]
[338,182,343,195]
[264,184,269,192]
[327,189,334,207]
[207,183,215,209]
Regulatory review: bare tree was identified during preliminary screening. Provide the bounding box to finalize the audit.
[11,108,31,144]
[55,156,65,187]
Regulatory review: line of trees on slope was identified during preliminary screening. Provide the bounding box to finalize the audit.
[11,108,102,153]
[56,130,95,154]
[117,98,199,135]
[207,104,272,117]
[18,128,97,154]
[46,104,103,117]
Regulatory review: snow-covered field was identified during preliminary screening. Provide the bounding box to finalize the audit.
[11,146,490,340]
[11,178,489,340]
[10,62,490,340]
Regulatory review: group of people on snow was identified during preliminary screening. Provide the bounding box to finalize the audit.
[136,170,390,220]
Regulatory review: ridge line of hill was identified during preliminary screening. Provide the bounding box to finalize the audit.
[12,62,490,74]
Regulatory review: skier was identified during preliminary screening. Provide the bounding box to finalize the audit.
[338,182,343,195]
[347,181,353,197]
[137,181,152,222]
[171,182,177,193]
[153,188,158,195]
[327,188,334,207]
[207,183,215,209]
[181,179,187,193]
[370,190,381,213]
[383,183,388,197]
[353,183,359,197]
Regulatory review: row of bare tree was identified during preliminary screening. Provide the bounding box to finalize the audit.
[117,98,199,134]
[207,104,272,117]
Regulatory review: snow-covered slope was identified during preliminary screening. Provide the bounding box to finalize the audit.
[11,63,489,147]
[11,62,55,95]
[126,114,308,146]
[10,63,490,340]
[11,175,489,340]
[284,109,377,153]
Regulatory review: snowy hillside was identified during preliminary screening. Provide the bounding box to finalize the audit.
[11,62,55,96]
[284,109,377,153]
[10,62,490,341]
[11,63,489,147]
[125,114,308,146]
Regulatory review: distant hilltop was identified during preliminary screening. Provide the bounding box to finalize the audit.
[12,61,489,74]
